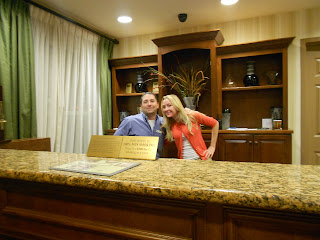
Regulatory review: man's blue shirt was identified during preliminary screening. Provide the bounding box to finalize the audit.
[114,112,164,158]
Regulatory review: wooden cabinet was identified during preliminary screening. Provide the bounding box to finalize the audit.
[109,35,294,130]
[216,37,294,129]
[219,132,292,163]
[109,55,158,128]
[152,30,224,118]
[108,35,294,163]
[106,129,291,163]
[110,31,224,128]
[161,130,292,163]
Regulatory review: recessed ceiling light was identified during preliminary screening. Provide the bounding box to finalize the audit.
[221,0,238,5]
[117,16,132,23]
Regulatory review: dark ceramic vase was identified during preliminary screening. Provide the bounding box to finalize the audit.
[243,61,259,87]
[135,74,147,93]
[243,74,259,87]
[135,82,147,93]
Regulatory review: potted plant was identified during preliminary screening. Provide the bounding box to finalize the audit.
[145,60,209,110]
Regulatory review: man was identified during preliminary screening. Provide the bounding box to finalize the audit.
[114,92,164,158]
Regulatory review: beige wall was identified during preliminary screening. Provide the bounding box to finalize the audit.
[113,7,320,164]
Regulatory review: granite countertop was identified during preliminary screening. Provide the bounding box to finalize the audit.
[0,149,320,215]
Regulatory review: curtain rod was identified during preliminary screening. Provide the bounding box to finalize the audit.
[24,0,119,44]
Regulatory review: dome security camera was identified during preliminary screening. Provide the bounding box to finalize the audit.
[178,13,187,22]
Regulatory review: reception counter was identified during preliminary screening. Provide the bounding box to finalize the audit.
[0,149,320,239]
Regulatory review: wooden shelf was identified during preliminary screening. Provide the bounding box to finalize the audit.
[222,84,283,91]
[152,30,224,119]
[110,55,159,127]
[216,37,295,130]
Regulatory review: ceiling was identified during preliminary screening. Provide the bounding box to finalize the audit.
[30,0,320,40]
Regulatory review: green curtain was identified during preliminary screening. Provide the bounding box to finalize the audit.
[0,0,37,140]
[99,38,114,132]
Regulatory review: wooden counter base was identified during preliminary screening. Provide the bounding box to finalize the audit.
[1,179,319,240]
[0,138,51,152]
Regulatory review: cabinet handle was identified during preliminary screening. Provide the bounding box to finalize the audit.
[255,141,258,144]
[249,141,252,144]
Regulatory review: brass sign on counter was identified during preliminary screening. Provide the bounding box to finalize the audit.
[87,135,159,160]
[87,135,123,158]
[118,136,159,160]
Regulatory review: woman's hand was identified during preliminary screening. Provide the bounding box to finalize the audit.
[205,123,219,160]
[204,146,216,160]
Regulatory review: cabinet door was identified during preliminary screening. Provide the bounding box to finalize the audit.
[253,135,291,164]
[224,207,320,240]
[218,134,253,162]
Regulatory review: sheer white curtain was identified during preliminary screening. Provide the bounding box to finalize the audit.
[30,6,102,153]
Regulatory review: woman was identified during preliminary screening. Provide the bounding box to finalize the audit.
[161,94,219,160]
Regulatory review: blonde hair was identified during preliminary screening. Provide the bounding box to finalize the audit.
[161,94,197,142]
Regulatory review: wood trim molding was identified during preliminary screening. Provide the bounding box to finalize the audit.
[152,30,224,47]
[216,37,295,56]
[0,138,51,151]
[109,55,158,67]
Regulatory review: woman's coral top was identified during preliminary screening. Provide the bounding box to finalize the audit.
[171,112,218,160]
